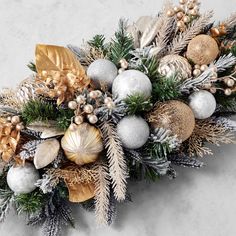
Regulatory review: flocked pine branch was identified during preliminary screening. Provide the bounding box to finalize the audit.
[0,188,14,222]
[168,153,205,168]
[94,163,111,226]
[100,122,128,201]
[167,11,213,54]
[180,53,236,92]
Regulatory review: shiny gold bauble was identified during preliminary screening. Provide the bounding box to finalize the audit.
[147,100,195,141]
[158,55,192,81]
[186,35,219,65]
[61,123,103,165]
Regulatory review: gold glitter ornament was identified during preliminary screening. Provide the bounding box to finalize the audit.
[147,100,195,141]
[158,55,192,80]
[186,35,219,65]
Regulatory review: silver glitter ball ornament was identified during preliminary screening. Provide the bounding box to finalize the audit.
[112,70,152,100]
[7,162,40,194]
[87,59,118,89]
[189,90,216,119]
[117,116,150,149]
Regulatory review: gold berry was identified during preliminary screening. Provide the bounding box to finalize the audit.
[225,88,232,96]
[179,0,187,4]
[106,101,115,109]
[89,91,98,99]
[200,65,208,72]
[88,115,98,124]
[176,12,184,19]
[167,9,175,17]
[104,97,113,104]
[76,95,86,104]
[16,123,24,131]
[11,116,20,125]
[173,6,181,13]
[227,79,235,87]
[68,101,77,110]
[83,104,94,114]
[183,15,190,23]
[193,68,201,77]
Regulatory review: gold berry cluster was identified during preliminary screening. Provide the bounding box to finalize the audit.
[0,116,23,162]
[68,90,115,130]
[118,59,129,74]
[167,0,200,31]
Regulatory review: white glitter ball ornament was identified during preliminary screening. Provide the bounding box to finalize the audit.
[112,70,152,100]
[189,90,216,119]
[117,116,150,149]
[7,162,40,194]
[87,59,118,89]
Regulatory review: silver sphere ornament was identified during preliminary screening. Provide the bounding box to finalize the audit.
[189,90,216,119]
[112,70,152,100]
[117,116,150,149]
[7,163,40,194]
[87,59,118,89]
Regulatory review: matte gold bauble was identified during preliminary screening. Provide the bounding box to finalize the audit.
[186,34,219,65]
[61,123,103,165]
[147,100,195,141]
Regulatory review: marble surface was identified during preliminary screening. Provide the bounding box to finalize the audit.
[1,0,236,236]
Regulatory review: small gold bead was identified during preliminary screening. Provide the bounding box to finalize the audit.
[173,6,181,13]
[193,68,201,77]
[227,79,235,87]
[83,104,94,114]
[176,12,184,19]
[177,20,185,28]
[74,115,84,125]
[88,115,98,124]
[194,64,201,69]
[225,88,232,96]
[200,65,208,72]
[183,15,190,23]
[16,123,24,131]
[167,9,175,17]
[179,0,187,4]
[187,2,195,9]
[211,72,218,79]
[104,97,113,104]
[11,116,20,125]
[68,101,78,110]
[189,9,198,16]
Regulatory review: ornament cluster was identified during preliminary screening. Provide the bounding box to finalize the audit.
[1,1,236,236]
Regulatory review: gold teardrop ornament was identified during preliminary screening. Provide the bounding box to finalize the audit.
[35,44,90,105]
[61,123,103,165]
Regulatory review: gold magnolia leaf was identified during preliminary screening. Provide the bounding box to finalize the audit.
[35,44,85,76]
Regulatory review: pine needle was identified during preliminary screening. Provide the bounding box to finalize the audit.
[100,121,128,201]
[168,11,213,54]
[94,163,111,226]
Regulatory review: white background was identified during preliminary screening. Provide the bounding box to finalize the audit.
[1,0,236,236]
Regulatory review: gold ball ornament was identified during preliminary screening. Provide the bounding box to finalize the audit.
[186,35,219,65]
[158,55,192,80]
[147,100,195,141]
[61,123,103,165]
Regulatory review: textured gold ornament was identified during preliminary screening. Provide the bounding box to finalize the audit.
[158,55,192,80]
[35,44,90,105]
[61,123,103,165]
[186,35,219,65]
[147,100,195,141]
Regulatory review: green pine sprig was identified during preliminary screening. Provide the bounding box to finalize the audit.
[27,61,37,73]
[14,190,46,215]
[152,75,182,102]
[108,19,134,65]
[124,93,153,115]
[133,56,159,81]
[88,34,108,55]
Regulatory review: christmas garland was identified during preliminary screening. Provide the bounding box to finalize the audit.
[1,0,236,235]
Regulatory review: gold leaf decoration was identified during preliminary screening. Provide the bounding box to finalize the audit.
[35,44,90,104]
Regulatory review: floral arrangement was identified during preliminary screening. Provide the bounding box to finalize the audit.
[1,0,236,235]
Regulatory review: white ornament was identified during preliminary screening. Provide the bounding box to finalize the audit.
[189,90,216,119]
[117,116,150,149]
[87,59,118,89]
[112,70,152,100]
[7,163,40,194]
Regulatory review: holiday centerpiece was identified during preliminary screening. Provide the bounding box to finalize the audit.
[1,0,236,235]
